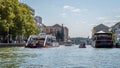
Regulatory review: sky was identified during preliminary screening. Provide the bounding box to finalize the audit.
[20,0,120,38]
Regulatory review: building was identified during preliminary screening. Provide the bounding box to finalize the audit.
[111,22,120,41]
[70,37,87,45]
[34,16,44,32]
[64,27,69,41]
[44,24,69,41]
[92,24,110,37]
[33,15,69,41]
[34,16,42,24]
[44,26,53,34]
[111,22,120,33]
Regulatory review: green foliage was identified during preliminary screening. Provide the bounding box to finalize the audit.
[0,0,39,37]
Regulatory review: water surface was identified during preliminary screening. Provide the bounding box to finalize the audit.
[0,45,120,68]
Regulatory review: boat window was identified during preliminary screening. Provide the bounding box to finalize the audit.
[96,35,112,40]
[36,39,45,45]
[47,38,51,41]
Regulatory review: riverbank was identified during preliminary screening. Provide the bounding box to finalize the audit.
[0,43,25,48]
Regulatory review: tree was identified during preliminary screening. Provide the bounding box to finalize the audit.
[0,0,15,32]
[0,0,39,43]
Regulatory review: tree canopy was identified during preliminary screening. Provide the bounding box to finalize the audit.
[0,0,39,37]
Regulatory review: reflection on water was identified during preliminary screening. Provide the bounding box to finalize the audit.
[0,45,120,68]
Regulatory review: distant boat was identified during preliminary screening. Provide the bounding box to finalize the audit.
[25,33,59,48]
[64,40,73,46]
[79,42,86,48]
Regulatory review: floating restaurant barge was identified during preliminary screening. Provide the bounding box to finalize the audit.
[92,31,114,48]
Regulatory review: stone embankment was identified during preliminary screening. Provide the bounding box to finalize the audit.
[0,43,25,47]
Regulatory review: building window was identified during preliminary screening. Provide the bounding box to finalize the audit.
[119,25,120,29]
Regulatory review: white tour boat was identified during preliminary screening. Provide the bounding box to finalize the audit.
[25,33,59,48]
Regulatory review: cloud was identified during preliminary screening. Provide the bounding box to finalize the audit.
[63,5,80,13]
[81,21,87,24]
[97,17,108,20]
[98,16,120,23]
[60,5,88,17]
[82,9,88,11]
[60,13,67,18]
[97,16,120,27]
[63,5,74,9]
[72,8,80,13]
[113,8,120,13]
[115,16,120,18]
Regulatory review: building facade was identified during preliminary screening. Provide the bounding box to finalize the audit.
[43,24,69,41]
[92,24,110,37]
[34,16,42,24]
[64,27,69,41]
[34,16,44,32]
[111,22,120,41]
[70,37,87,45]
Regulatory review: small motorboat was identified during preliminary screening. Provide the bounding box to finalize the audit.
[79,42,86,48]
[64,40,73,46]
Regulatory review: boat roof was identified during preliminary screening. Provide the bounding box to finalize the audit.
[64,40,72,42]
[94,33,112,35]
[29,34,56,39]
[97,30,105,33]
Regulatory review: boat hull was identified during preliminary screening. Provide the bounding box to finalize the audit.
[79,42,86,48]
[25,45,59,48]
[92,41,114,48]
[25,46,59,48]
[79,45,86,48]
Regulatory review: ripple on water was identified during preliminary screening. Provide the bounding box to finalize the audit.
[0,45,120,68]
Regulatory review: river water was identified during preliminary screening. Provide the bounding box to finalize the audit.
[0,45,120,68]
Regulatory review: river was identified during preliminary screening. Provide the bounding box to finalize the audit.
[0,45,120,68]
